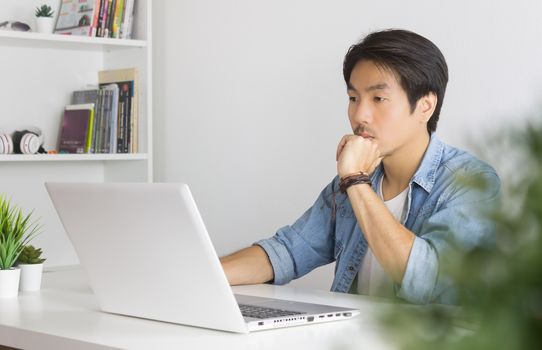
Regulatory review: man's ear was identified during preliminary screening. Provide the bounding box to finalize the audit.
[416,92,437,123]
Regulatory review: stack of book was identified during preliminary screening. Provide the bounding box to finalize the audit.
[54,0,136,39]
[58,68,139,154]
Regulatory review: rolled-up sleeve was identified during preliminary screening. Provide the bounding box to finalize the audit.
[255,232,297,285]
[397,170,501,304]
[253,180,338,285]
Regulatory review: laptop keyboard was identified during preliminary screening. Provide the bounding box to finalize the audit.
[239,304,306,319]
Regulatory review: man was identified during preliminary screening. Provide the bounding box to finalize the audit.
[220,29,500,304]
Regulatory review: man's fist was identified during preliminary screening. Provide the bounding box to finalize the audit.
[336,135,383,178]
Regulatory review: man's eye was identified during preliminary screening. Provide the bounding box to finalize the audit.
[349,96,357,102]
[374,96,386,102]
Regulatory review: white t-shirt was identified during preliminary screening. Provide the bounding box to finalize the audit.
[356,175,409,297]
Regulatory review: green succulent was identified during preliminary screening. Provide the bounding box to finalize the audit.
[35,4,54,18]
[0,194,41,270]
[16,244,46,265]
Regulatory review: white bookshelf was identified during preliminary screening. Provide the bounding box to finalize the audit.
[0,30,148,50]
[0,0,153,267]
[0,153,149,162]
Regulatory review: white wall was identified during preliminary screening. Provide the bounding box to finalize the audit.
[152,0,542,290]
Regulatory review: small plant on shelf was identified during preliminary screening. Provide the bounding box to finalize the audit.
[17,245,46,265]
[34,4,55,34]
[17,244,47,292]
[35,4,54,18]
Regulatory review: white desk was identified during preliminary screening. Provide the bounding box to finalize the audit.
[0,266,396,350]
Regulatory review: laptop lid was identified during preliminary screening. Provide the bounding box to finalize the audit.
[46,182,249,333]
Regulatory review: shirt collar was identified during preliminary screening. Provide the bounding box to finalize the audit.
[370,133,444,194]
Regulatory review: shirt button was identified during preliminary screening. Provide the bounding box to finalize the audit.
[348,266,355,271]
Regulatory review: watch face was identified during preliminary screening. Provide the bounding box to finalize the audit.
[0,134,13,154]
[21,133,39,154]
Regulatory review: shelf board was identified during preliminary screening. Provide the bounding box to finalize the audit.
[0,153,149,162]
[0,30,147,51]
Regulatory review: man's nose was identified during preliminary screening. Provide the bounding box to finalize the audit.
[352,100,372,124]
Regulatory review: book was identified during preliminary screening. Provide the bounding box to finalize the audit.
[91,0,101,36]
[119,81,133,153]
[97,89,114,153]
[55,0,97,36]
[97,0,108,37]
[72,88,99,105]
[93,90,105,152]
[72,89,100,153]
[104,0,115,37]
[98,68,138,153]
[112,0,125,38]
[102,84,119,153]
[58,104,95,154]
[120,0,135,39]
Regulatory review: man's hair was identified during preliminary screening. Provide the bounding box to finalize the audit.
[343,29,448,133]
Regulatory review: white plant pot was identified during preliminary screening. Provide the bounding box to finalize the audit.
[35,17,55,34]
[0,268,20,298]
[18,263,43,292]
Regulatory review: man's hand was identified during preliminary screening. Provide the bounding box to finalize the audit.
[336,135,383,178]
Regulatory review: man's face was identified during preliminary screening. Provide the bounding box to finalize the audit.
[346,60,427,157]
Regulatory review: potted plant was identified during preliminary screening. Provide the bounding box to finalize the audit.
[0,194,41,298]
[35,4,55,34]
[377,120,542,349]
[17,245,46,292]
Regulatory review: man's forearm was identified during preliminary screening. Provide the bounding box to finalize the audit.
[220,245,274,285]
[346,183,415,284]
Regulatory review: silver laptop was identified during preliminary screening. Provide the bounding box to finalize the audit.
[45,182,359,333]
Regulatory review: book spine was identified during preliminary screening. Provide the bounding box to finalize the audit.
[96,93,102,153]
[115,85,124,153]
[102,90,112,153]
[119,85,130,153]
[124,82,133,153]
[91,0,101,37]
[98,89,107,152]
[110,88,119,153]
[99,0,109,37]
[121,0,134,39]
[85,108,94,153]
[126,95,132,153]
[104,0,115,38]
[112,0,124,38]
[130,84,137,153]
[126,0,134,39]
[91,90,102,153]
[97,0,105,37]
[119,0,127,39]
[116,93,124,154]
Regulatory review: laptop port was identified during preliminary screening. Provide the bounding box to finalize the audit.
[307,316,314,322]
[258,321,264,326]
[327,314,333,317]
[342,312,352,317]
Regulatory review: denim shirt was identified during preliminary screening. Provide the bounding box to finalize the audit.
[255,134,501,304]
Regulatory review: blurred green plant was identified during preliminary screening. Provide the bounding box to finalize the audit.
[0,194,41,270]
[35,4,54,18]
[16,244,46,265]
[380,121,542,349]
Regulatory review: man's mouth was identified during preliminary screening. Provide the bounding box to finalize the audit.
[354,126,375,139]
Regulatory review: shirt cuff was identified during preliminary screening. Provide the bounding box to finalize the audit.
[396,236,439,304]
[253,238,295,285]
